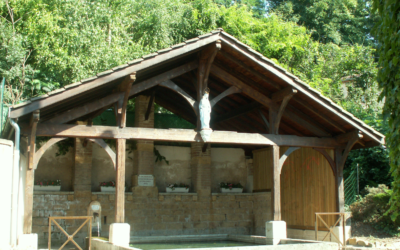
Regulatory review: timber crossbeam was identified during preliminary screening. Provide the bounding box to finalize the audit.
[23,123,342,148]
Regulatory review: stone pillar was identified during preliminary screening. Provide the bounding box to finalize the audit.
[73,122,93,217]
[74,137,92,197]
[191,142,211,199]
[132,95,157,197]
[246,159,253,193]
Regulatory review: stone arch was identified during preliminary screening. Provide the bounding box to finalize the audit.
[34,138,116,170]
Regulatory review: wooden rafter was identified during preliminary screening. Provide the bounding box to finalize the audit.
[211,65,330,137]
[218,49,347,134]
[159,80,198,115]
[46,61,198,124]
[210,86,241,107]
[23,123,343,148]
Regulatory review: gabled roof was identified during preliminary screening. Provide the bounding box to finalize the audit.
[6,29,385,148]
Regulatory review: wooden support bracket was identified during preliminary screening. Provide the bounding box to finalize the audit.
[269,87,297,134]
[335,130,363,172]
[257,109,269,132]
[160,80,197,115]
[210,86,241,107]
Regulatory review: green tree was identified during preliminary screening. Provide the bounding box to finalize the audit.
[269,0,377,45]
[372,0,400,221]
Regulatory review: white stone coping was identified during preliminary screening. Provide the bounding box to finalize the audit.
[212,193,253,196]
[159,192,198,196]
[34,191,74,195]
[32,191,271,196]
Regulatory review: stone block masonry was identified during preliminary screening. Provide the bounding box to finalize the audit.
[32,192,271,246]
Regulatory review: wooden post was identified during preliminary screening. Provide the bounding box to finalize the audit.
[335,148,345,214]
[115,138,126,223]
[24,110,39,234]
[271,145,281,221]
[23,168,35,234]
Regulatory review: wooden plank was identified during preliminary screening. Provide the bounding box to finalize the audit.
[46,61,198,124]
[271,145,281,220]
[27,123,342,148]
[115,139,126,223]
[210,86,241,107]
[10,33,221,118]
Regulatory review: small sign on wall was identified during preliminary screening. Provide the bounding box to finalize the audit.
[138,175,154,186]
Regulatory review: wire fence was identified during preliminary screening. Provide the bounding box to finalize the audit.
[344,167,358,205]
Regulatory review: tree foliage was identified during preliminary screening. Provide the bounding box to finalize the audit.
[269,0,377,45]
[372,0,400,221]
[0,0,390,191]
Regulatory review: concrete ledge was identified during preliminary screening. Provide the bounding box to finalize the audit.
[34,191,74,195]
[228,235,267,245]
[211,193,253,196]
[130,234,228,243]
[92,238,140,250]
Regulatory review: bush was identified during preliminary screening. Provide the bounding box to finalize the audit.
[350,184,400,236]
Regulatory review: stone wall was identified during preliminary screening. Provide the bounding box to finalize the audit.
[33,192,271,246]
[153,146,191,191]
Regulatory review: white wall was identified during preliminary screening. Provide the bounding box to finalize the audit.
[0,139,14,249]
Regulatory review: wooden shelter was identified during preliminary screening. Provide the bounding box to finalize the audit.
[3,28,385,245]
